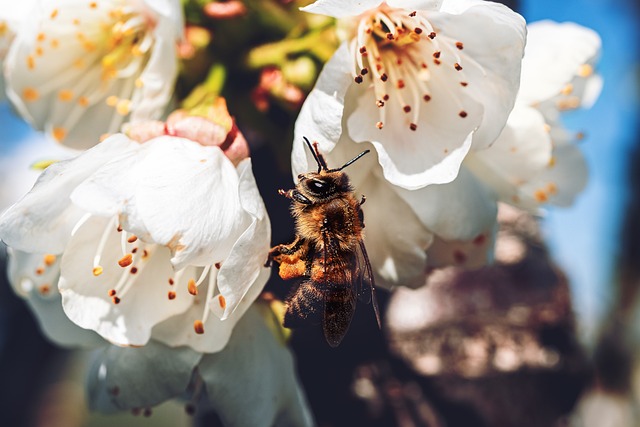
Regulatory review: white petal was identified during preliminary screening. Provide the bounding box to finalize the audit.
[292,42,353,177]
[518,142,588,209]
[429,1,526,150]
[518,21,602,107]
[87,340,201,413]
[346,80,480,189]
[359,173,434,289]
[0,134,138,253]
[72,136,251,269]
[0,134,78,213]
[7,249,104,348]
[198,305,314,427]
[301,0,383,18]
[465,105,553,203]
[216,159,271,319]
[393,166,497,241]
[152,268,270,353]
[59,215,194,346]
[143,0,185,37]
[387,0,443,10]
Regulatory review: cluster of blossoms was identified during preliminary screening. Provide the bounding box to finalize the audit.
[293,0,601,288]
[0,0,601,424]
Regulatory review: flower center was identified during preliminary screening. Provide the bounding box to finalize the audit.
[352,6,471,131]
[82,214,226,334]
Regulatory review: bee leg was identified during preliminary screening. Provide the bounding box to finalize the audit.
[266,236,305,267]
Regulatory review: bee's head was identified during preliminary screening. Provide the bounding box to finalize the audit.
[294,137,369,203]
[296,170,351,202]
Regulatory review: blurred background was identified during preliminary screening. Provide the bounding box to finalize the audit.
[0,0,639,426]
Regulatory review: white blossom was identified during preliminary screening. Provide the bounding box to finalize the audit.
[296,0,526,190]
[0,131,270,352]
[3,0,183,149]
[291,20,601,288]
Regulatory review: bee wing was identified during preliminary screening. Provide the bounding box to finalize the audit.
[320,233,358,347]
[355,241,381,329]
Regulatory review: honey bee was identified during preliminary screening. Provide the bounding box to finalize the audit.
[268,137,381,347]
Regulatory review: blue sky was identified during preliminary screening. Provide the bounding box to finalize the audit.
[523,0,640,343]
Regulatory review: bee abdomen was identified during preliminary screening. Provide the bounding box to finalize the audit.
[284,281,323,328]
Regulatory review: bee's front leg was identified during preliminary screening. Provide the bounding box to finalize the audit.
[265,236,304,267]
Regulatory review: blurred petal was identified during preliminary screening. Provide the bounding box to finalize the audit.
[199,305,314,427]
[87,340,201,413]
[8,249,104,347]
[518,20,602,107]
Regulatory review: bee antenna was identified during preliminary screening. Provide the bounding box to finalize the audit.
[332,149,370,172]
[303,137,328,172]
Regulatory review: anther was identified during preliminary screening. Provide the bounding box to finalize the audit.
[409,123,417,131]
[423,94,431,102]
[218,295,226,309]
[194,320,205,334]
[380,73,388,82]
[93,266,103,276]
[168,291,176,300]
[130,266,138,274]
[454,63,462,71]
[460,82,468,87]
[376,100,385,107]
[44,254,56,266]
[142,250,149,258]
[118,254,133,267]
[386,33,394,40]
[428,32,436,39]
[433,51,441,59]
[127,235,138,243]
[188,279,198,295]
[168,278,175,285]
[409,11,417,17]
[35,267,45,275]
[359,46,367,54]
[108,289,117,297]
[383,94,389,101]
[39,285,51,295]
[112,296,121,304]
[376,121,384,129]
[131,247,138,254]
[215,262,222,269]
[117,225,123,232]
[354,75,363,84]
[434,59,441,65]
[397,80,405,89]
[403,105,411,113]
[459,111,468,118]
[361,68,368,75]
[414,27,422,34]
